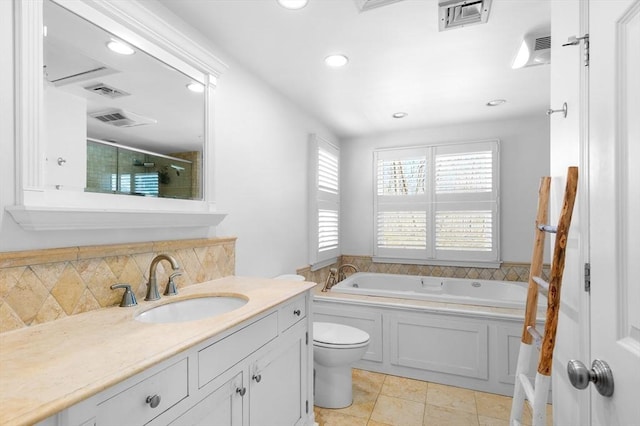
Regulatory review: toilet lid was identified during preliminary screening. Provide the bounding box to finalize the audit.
[313,322,370,346]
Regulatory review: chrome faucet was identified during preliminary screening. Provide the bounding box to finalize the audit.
[145,254,180,301]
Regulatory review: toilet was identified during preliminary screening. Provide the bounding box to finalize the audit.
[274,274,370,409]
[313,322,370,408]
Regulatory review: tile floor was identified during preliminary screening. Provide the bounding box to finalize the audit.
[314,369,552,426]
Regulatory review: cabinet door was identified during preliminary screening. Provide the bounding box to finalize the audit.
[249,326,307,426]
[169,372,244,426]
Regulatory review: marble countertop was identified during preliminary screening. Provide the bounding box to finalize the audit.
[0,276,315,426]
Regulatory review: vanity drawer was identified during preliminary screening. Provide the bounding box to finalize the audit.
[96,358,188,426]
[279,294,307,332]
[198,312,278,388]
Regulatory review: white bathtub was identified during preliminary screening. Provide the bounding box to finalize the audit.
[314,272,548,397]
[331,272,545,309]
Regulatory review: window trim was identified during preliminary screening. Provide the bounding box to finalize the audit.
[373,139,500,266]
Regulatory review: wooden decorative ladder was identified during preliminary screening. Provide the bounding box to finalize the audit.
[510,167,578,426]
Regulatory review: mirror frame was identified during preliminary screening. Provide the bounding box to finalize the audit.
[9,0,228,230]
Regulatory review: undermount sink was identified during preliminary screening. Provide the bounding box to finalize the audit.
[135,296,248,324]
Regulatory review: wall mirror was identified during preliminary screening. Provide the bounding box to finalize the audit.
[10,0,227,230]
[44,0,203,200]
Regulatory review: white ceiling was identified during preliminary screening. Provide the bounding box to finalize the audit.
[157,0,551,140]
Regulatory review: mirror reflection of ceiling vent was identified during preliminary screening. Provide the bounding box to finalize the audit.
[89,109,157,128]
[84,83,130,99]
[353,0,405,12]
[438,0,492,31]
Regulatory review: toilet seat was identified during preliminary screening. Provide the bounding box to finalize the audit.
[313,322,370,349]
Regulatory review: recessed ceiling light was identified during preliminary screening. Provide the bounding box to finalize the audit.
[107,40,135,55]
[186,82,204,93]
[277,0,308,9]
[486,99,506,107]
[392,112,408,118]
[324,54,349,68]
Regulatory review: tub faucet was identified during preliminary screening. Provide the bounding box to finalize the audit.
[145,254,180,301]
[321,264,359,292]
[338,264,358,282]
[321,268,338,292]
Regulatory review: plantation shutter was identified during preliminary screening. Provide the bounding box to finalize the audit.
[374,140,499,264]
[374,148,429,260]
[309,135,340,268]
[433,142,499,262]
[134,172,160,197]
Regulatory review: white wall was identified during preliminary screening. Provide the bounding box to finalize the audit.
[213,59,337,277]
[0,1,336,278]
[340,115,550,263]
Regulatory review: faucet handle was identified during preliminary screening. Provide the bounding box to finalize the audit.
[164,271,182,296]
[110,283,138,307]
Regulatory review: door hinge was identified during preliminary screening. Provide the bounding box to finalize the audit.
[584,262,591,292]
[562,34,590,67]
[306,400,309,413]
[305,331,308,345]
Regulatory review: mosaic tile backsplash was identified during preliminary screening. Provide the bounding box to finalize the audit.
[0,238,235,333]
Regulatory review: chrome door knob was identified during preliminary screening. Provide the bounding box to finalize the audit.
[567,359,614,397]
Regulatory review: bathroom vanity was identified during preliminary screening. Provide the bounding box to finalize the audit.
[0,277,315,426]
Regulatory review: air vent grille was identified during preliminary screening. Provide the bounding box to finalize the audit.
[94,112,127,123]
[89,109,157,128]
[534,36,552,51]
[84,83,130,99]
[438,0,492,31]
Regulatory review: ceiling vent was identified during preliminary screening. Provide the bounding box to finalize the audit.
[438,0,492,31]
[84,83,130,99]
[89,109,157,128]
[353,0,405,12]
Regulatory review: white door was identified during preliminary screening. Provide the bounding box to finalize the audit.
[589,0,640,425]
[549,0,591,424]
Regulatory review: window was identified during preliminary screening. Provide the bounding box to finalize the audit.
[374,140,500,265]
[309,135,340,269]
[111,172,159,196]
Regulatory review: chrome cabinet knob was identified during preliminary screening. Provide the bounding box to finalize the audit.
[236,387,246,396]
[146,394,161,408]
[293,309,301,316]
[567,359,614,397]
[252,374,262,383]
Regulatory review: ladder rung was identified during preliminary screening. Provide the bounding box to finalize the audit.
[527,326,543,349]
[532,276,549,297]
[518,373,536,403]
[537,224,558,233]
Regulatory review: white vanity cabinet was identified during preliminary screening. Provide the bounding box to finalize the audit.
[248,320,308,426]
[167,371,245,426]
[41,292,312,426]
